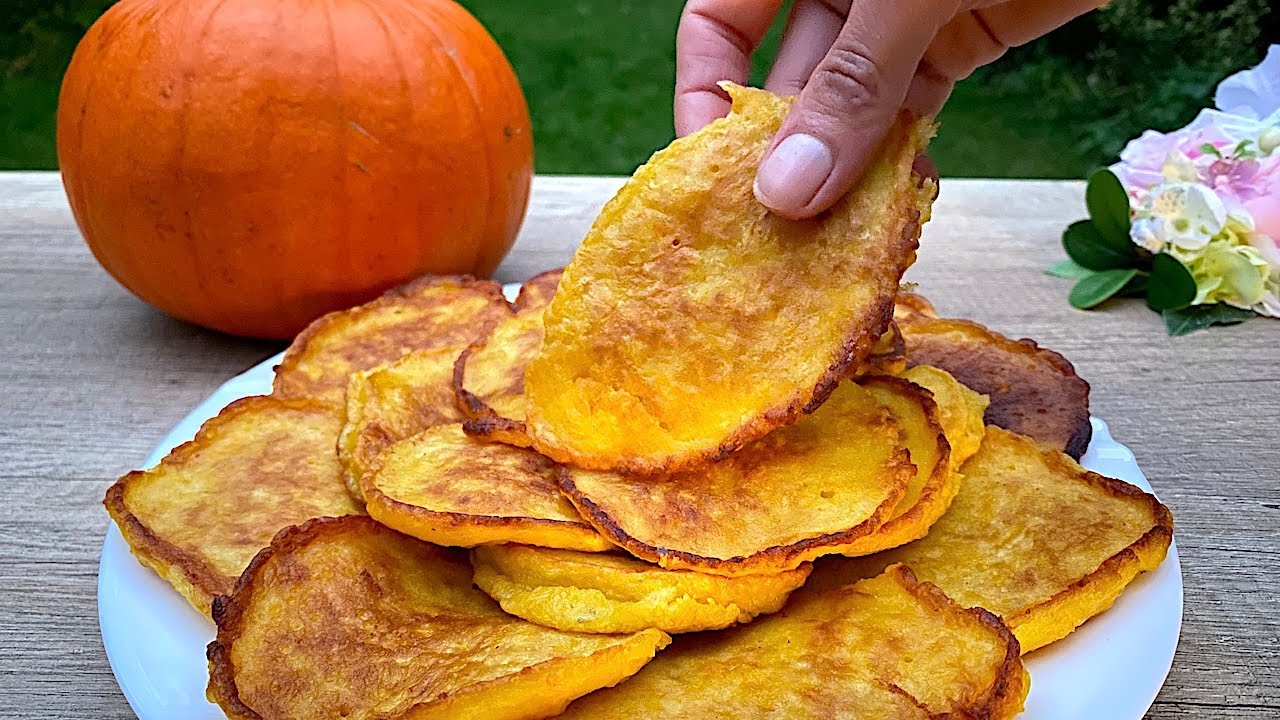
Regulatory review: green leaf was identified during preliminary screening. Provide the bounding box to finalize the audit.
[1086,169,1132,244]
[1046,259,1094,279]
[1162,304,1257,336]
[1146,253,1198,311]
[1118,271,1149,298]
[1199,142,1224,159]
[1064,220,1138,270]
[1069,268,1139,309]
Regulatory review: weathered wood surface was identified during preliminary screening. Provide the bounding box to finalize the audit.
[0,171,1276,718]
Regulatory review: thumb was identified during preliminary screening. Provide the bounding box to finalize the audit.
[754,0,954,219]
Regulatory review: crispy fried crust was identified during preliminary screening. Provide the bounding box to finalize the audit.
[338,347,464,502]
[362,424,612,551]
[525,85,934,474]
[103,396,362,613]
[898,311,1093,458]
[832,376,957,557]
[559,382,912,576]
[273,274,512,404]
[472,545,811,634]
[513,268,564,311]
[557,564,1027,719]
[809,427,1174,653]
[853,321,907,377]
[454,272,563,448]
[207,516,669,720]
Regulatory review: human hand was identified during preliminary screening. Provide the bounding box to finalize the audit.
[675,0,1106,219]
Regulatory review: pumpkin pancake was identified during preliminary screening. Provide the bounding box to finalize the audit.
[832,376,957,557]
[557,565,1027,719]
[808,427,1173,653]
[338,347,464,501]
[207,517,668,720]
[455,270,563,447]
[513,267,563,310]
[897,309,1093,458]
[363,424,611,552]
[273,274,511,404]
[526,84,934,473]
[472,545,811,634]
[898,364,989,469]
[104,396,362,613]
[559,381,911,576]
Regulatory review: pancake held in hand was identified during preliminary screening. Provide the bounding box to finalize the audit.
[363,424,611,551]
[898,364,989,469]
[104,396,362,613]
[558,565,1027,719]
[809,427,1174,653]
[207,517,669,720]
[526,84,934,473]
[273,275,512,404]
[832,376,956,557]
[898,309,1093,458]
[338,348,464,501]
[472,545,811,634]
[560,382,911,576]
[455,270,563,447]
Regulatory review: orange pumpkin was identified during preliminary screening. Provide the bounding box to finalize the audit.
[57,0,533,339]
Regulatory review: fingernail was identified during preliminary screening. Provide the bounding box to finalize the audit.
[754,133,833,214]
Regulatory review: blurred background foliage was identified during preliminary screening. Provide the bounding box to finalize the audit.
[0,0,1274,176]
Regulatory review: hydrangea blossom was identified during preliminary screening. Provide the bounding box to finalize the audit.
[1113,45,1280,317]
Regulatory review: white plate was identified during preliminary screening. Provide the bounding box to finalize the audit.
[98,286,1182,719]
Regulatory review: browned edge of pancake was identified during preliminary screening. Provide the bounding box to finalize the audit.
[273,274,512,396]
[884,564,1028,717]
[901,314,1093,458]
[103,395,339,611]
[1003,436,1175,628]
[556,455,909,575]
[206,517,393,720]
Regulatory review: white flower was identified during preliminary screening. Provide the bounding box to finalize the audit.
[1130,218,1166,252]
[1161,149,1200,183]
[1137,182,1229,251]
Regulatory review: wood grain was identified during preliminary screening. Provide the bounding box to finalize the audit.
[0,172,1276,718]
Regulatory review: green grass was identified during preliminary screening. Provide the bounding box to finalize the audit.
[0,0,1250,177]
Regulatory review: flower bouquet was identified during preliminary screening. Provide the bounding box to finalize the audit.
[1051,45,1279,335]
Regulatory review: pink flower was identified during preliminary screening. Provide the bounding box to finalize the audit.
[1245,183,1280,266]
[1111,118,1233,193]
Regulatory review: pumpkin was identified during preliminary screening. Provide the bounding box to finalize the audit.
[57,0,533,339]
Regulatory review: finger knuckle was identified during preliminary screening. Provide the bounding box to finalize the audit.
[816,37,881,108]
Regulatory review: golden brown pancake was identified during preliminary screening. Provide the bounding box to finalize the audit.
[808,427,1173,653]
[559,381,911,576]
[207,517,669,720]
[897,311,1093,458]
[338,347,464,501]
[362,424,612,552]
[103,396,361,612]
[832,375,957,556]
[454,270,563,447]
[526,84,934,474]
[557,565,1027,719]
[472,544,810,634]
[898,364,989,469]
[273,275,511,404]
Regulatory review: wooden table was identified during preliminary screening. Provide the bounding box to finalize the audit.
[1,172,1276,718]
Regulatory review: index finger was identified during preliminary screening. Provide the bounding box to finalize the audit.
[675,0,784,136]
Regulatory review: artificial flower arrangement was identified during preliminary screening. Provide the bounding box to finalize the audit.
[1051,45,1279,335]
